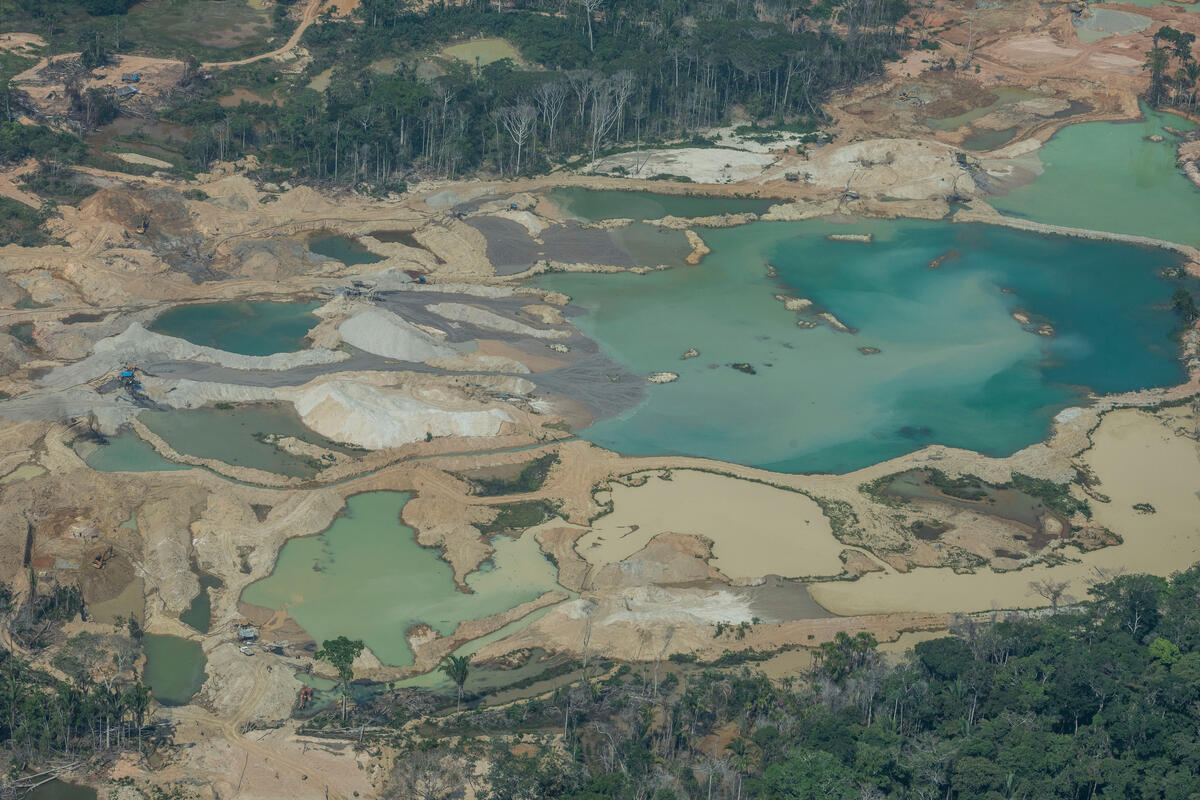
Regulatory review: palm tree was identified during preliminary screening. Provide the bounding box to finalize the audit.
[438,655,470,712]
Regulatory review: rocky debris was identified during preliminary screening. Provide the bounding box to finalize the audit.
[548,343,570,353]
[858,346,882,355]
[765,263,778,278]
[259,434,352,468]
[818,312,855,333]
[680,348,699,360]
[1148,134,1165,143]
[649,213,758,229]
[684,230,710,265]
[827,233,874,243]
[730,363,756,375]
[520,304,566,325]
[775,294,813,312]
[648,372,679,384]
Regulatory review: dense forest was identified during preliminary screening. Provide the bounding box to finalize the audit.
[162,0,912,185]
[0,579,153,771]
[365,567,1200,799]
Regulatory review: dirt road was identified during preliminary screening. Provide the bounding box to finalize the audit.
[201,0,324,70]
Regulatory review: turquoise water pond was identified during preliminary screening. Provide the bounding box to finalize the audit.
[993,105,1200,247]
[549,188,776,220]
[539,218,1193,474]
[81,432,189,472]
[142,634,207,706]
[241,492,561,666]
[139,404,350,478]
[148,301,320,356]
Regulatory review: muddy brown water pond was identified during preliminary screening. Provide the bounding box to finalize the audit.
[883,469,1068,548]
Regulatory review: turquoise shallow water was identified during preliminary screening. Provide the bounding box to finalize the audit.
[81,433,188,472]
[241,492,561,666]
[148,301,320,356]
[549,188,776,220]
[992,106,1200,247]
[540,219,1192,474]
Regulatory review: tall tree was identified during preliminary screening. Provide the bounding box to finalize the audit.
[438,654,470,711]
[315,636,364,723]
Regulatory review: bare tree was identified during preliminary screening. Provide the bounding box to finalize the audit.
[565,69,597,129]
[1029,579,1072,614]
[588,80,623,163]
[386,750,467,800]
[495,103,537,176]
[578,0,605,53]
[533,80,569,153]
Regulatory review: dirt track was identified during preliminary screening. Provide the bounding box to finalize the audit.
[202,0,324,69]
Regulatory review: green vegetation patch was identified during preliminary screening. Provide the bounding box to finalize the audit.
[0,197,55,247]
[460,453,558,497]
[474,500,557,534]
[1009,472,1091,519]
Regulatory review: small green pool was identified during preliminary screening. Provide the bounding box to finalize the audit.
[180,571,222,633]
[82,432,189,473]
[142,634,207,706]
[306,232,384,265]
[139,404,351,478]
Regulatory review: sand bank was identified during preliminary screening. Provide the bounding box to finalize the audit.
[578,470,843,582]
[810,408,1200,615]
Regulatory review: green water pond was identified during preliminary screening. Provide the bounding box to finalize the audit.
[241,492,561,666]
[992,105,1200,247]
[180,571,223,633]
[307,232,384,265]
[549,188,777,221]
[81,432,189,473]
[26,781,97,800]
[142,634,207,706]
[138,404,350,478]
[539,218,1195,474]
[148,301,321,356]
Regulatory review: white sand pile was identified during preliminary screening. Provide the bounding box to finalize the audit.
[337,308,456,361]
[114,152,173,169]
[290,379,512,449]
[426,303,570,339]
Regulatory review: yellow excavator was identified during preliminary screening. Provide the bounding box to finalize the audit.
[135,214,149,235]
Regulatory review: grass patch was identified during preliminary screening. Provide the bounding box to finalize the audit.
[461,453,558,497]
[474,500,558,534]
[0,197,56,246]
[19,163,97,205]
[1010,472,1091,519]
